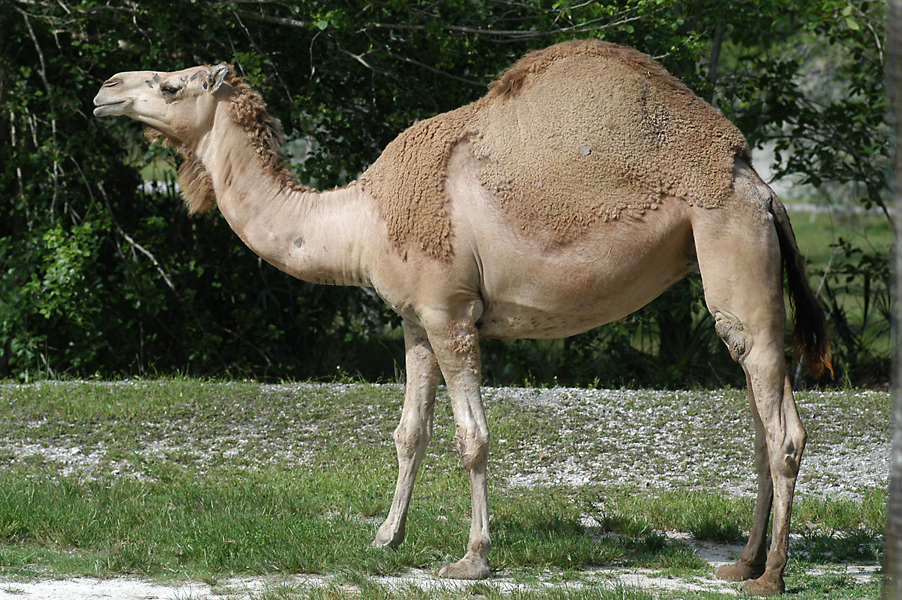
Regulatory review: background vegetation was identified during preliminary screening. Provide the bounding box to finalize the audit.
[0,0,892,386]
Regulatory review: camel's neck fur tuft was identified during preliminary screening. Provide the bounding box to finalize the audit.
[148,66,311,215]
[226,69,311,196]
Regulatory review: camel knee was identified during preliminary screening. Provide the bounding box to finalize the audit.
[454,425,489,471]
[775,425,806,478]
[394,419,431,460]
[714,312,751,362]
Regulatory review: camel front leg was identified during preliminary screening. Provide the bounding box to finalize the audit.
[423,308,491,580]
[374,321,440,548]
[716,381,771,583]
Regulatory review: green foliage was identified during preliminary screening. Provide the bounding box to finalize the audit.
[0,0,890,385]
[818,239,892,384]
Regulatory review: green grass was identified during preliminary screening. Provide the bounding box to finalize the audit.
[0,380,887,598]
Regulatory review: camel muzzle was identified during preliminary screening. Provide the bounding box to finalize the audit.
[92,95,130,117]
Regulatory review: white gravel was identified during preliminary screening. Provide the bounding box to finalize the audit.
[484,386,890,502]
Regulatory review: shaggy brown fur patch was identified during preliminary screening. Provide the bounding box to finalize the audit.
[472,39,751,246]
[225,69,311,199]
[145,126,217,214]
[358,102,483,261]
[151,66,310,215]
[361,39,750,260]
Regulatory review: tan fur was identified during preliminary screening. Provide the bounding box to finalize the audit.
[361,39,751,258]
[358,102,483,260]
[146,67,309,215]
[488,39,688,100]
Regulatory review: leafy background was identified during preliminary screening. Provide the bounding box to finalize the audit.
[0,0,891,386]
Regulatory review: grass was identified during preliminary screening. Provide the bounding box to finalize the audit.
[0,380,888,598]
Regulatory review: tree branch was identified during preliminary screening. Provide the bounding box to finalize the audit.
[379,49,487,87]
[708,20,725,103]
[231,6,645,41]
[94,180,178,293]
[231,9,309,29]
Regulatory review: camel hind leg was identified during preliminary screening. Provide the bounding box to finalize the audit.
[715,382,772,583]
[691,177,806,596]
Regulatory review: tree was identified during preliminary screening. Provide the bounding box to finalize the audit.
[883,0,902,595]
[730,1,892,385]
[0,0,889,384]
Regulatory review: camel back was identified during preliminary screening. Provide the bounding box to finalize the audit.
[360,40,751,259]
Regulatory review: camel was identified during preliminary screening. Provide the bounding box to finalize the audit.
[93,40,831,596]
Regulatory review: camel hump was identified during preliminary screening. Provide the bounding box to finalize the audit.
[488,39,690,101]
[473,40,752,247]
[362,39,754,261]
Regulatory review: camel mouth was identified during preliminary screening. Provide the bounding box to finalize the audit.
[92,98,130,117]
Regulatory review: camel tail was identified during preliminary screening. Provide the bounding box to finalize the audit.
[770,195,833,379]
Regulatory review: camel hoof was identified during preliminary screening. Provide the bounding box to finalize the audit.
[715,560,765,582]
[438,555,491,580]
[372,523,404,549]
[738,570,785,596]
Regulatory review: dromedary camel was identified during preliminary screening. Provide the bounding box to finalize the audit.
[94,40,831,596]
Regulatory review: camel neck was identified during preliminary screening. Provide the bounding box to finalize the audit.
[195,107,373,287]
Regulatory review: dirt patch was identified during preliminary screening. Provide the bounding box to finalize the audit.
[0,541,882,599]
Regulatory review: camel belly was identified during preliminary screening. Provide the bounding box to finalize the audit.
[461,202,697,340]
[439,145,700,340]
[476,305,626,339]
[475,252,694,339]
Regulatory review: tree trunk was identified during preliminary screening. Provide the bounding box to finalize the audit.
[884,0,902,597]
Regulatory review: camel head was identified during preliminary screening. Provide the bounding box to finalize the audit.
[93,63,298,213]
[93,64,231,146]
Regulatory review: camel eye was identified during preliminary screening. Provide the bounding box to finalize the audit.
[160,82,182,96]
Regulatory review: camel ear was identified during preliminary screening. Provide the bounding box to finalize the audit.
[210,64,229,93]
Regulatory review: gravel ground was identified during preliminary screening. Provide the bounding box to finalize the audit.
[0,383,890,599]
[0,383,889,500]
[483,386,889,502]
